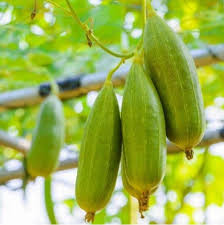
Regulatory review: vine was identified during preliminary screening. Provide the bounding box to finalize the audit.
[43,0,148,83]
[64,0,134,59]
[44,177,58,224]
[31,0,37,20]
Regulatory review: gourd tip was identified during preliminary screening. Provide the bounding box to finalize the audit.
[85,212,95,223]
[147,2,156,18]
[140,211,145,219]
[138,191,150,218]
[185,149,194,160]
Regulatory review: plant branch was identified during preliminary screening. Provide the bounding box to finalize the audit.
[1,44,223,111]
[0,125,223,184]
[0,124,224,158]
[0,130,29,155]
[0,157,78,185]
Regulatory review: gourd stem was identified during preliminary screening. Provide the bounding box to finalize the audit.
[137,0,146,52]
[133,51,143,64]
[64,0,134,59]
[50,80,59,96]
[105,58,125,84]
[147,0,156,17]
[46,74,59,96]
[142,0,147,29]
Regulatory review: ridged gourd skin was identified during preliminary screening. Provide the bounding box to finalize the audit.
[143,11,206,159]
[121,154,140,200]
[121,61,166,214]
[75,82,122,223]
[27,95,65,177]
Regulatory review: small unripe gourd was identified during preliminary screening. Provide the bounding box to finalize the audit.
[27,95,65,177]
[75,82,122,223]
[121,59,166,216]
[143,9,206,159]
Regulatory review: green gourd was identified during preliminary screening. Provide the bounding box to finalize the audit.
[143,9,205,159]
[75,81,122,223]
[27,95,64,177]
[121,59,166,216]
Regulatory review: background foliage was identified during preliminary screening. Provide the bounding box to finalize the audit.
[0,0,224,223]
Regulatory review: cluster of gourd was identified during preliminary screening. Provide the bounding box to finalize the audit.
[75,7,205,223]
[25,6,206,224]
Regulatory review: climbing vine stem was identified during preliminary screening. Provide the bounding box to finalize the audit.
[46,0,71,16]
[31,0,37,19]
[89,34,134,59]
[64,0,134,59]
[64,0,84,29]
